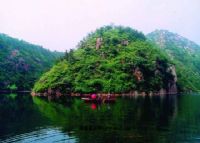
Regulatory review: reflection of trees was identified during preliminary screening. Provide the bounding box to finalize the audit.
[0,93,50,139]
[1,94,200,142]
[33,95,178,143]
[166,94,200,142]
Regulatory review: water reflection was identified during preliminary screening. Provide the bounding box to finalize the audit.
[32,94,178,143]
[1,93,200,143]
[0,93,50,140]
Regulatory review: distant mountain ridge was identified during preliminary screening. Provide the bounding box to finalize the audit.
[147,30,200,91]
[147,30,200,51]
[0,33,63,91]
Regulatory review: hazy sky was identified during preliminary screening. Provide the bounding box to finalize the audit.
[0,0,199,52]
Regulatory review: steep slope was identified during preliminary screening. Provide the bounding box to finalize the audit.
[0,33,63,91]
[147,30,200,91]
[33,26,177,94]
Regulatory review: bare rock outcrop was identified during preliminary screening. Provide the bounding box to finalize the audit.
[133,67,143,82]
[121,40,129,46]
[96,37,103,50]
[167,65,178,94]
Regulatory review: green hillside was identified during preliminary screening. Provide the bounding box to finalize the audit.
[0,33,63,91]
[147,30,200,91]
[33,26,177,94]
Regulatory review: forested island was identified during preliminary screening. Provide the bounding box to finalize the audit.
[32,25,200,95]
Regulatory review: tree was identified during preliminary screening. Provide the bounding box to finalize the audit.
[7,84,18,92]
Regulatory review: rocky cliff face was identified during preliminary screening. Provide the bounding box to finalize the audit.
[147,30,200,92]
[167,65,177,94]
[96,37,103,49]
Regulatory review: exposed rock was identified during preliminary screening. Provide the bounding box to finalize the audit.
[158,88,167,95]
[43,92,48,96]
[96,37,103,50]
[168,65,177,82]
[11,50,19,57]
[167,65,178,94]
[155,59,178,94]
[121,40,129,46]
[48,88,53,95]
[56,89,62,97]
[133,67,143,81]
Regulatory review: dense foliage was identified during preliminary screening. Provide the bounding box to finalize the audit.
[0,33,63,91]
[33,26,174,93]
[147,30,200,91]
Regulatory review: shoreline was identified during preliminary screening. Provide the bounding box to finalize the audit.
[1,90,198,96]
[31,91,179,97]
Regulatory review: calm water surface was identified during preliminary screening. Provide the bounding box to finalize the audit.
[0,93,200,143]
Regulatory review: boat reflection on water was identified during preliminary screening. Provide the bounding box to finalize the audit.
[31,94,179,143]
[81,93,116,104]
[90,103,97,110]
[1,93,200,143]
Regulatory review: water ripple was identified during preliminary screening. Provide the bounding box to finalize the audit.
[0,127,77,143]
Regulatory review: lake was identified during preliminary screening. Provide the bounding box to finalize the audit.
[0,93,200,143]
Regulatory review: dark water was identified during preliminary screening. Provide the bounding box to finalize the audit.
[0,93,200,143]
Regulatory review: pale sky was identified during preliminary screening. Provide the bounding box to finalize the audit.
[0,0,199,52]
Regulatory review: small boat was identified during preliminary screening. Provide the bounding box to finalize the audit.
[81,94,116,103]
[81,97,116,103]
